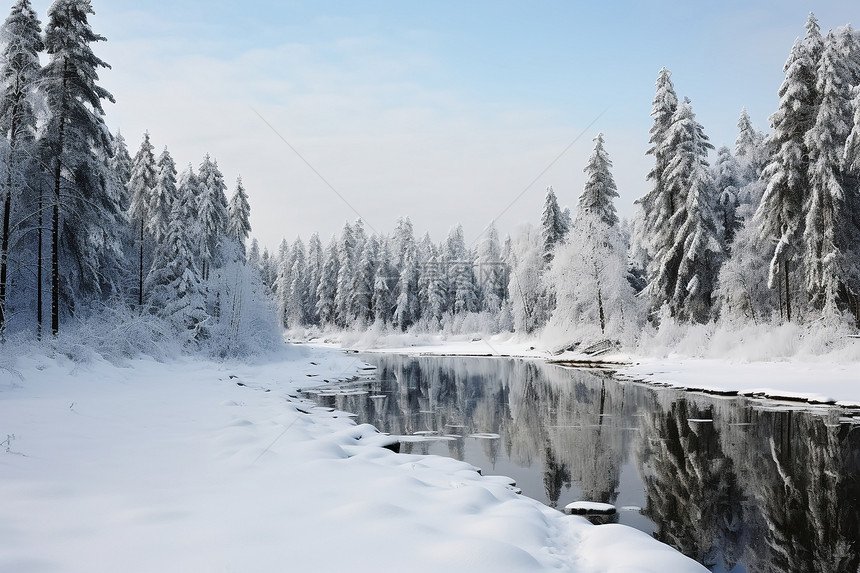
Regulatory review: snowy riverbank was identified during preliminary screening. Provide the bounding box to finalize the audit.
[0,344,705,573]
[303,328,860,407]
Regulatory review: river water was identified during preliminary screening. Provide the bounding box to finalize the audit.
[302,354,860,573]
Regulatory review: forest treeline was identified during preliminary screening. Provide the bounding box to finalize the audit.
[2,6,858,353]
[257,13,860,345]
[0,0,276,353]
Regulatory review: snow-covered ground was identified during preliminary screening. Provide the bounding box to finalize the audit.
[0,344,706,573]
[311,330,860,407]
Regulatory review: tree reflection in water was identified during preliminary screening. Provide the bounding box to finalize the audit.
[304,355,860,573]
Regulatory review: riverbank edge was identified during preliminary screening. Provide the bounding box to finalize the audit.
[297,336,860,411]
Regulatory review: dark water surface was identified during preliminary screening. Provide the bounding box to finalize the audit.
[302,354,860,573]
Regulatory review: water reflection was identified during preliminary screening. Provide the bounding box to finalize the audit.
[302,354,860,573]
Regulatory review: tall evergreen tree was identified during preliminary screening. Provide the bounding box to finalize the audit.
[0,0,42,334]
[549,133,638,337]
[649,99,722,323]
[634,67,680,269]
[227,176,251,255]
[316,237,339,325]
[755,13,823,322]
[735,108,766,186]
[803,27,860,317]
[196,154,228,280]
[41,0,118,335]
[713,146,742,248]
[475,222,506,312]
[540,186,566,263]
[305,233,323,325]
[107,129,132,209]
[127,131,156,307]
[150,146,177,244]
[146,180,208,345]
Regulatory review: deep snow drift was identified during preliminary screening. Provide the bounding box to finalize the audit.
[0,344,706,572]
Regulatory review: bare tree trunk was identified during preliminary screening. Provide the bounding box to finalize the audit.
[0,109,18,335]
[37,185,42,340]
[138,219,144,308]
[597,284,606,334]
[51,60,69,337]
[784,259,791,323]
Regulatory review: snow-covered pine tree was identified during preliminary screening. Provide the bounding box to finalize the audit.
[0,0,43,334]
[475,222,506,312]
[803,26,860,319]
[372,241,396,325]
[633,67,680,271]
[316,237,339,325]
[444,225,476,316]
[146,180,208,346]
[392,216,415,273]
[734,108,767,187]
[507,225,548,333]
[196,154,228,281]
[150,146,177,244]
[41,0,119,335]
[712,146,742,249]
[108,129,132,208]
[353,235,377,325]
[127,132,157,308]
[334,222,356,327]
[305,233,323,325]
[393,246,418,331]
[549,133,639,340]
[282,238,307,328]
[755,13,823,323]
[274,237,290,325]
[540,186,566,264]
[649,99,722,323]
[227,176,251,256]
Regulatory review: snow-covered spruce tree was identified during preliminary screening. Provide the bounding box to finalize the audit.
[282,238,307,328]
[107,129,132,208]
[393,246,418,331]
[196,154,228,281]
[540,186,567,264]
[735,108,767,187]
[803,26,860,319]
[274,237,290,325]
[146,170,209,346]
[755,13,822,323]
[334,221,356,327]
[0,0,43,335]
[316,237,338,326]
[304,232,323,325]
[633,67,680,272]
[547,134,639,342]
[149,146,176,244]
[649,98,722,323]
[41,0,121,335]
[127,131,156,308]
[507,225,549,333]
[443,224,477,316]
[227,176,250,256]
[475,222,506,313]
[371,241,396,325]
[353,234,378,325]
[712,146,742,249]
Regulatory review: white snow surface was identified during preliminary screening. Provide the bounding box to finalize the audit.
[0,344,706,573]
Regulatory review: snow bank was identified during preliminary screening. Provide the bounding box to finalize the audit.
[0,345,705,572]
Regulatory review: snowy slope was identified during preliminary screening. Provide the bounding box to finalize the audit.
[0,345,706,573]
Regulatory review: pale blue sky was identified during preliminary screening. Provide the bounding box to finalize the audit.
[26,1,860,249]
